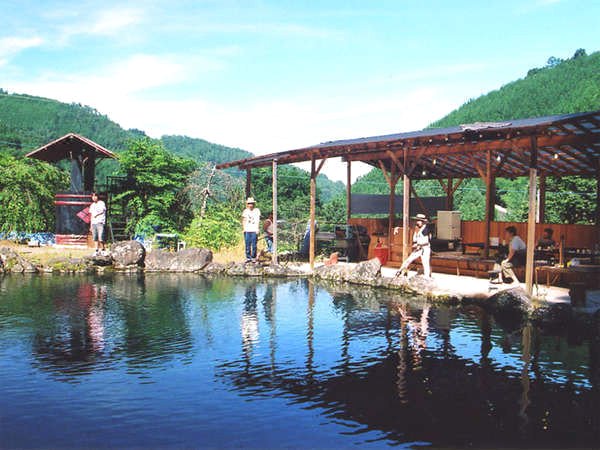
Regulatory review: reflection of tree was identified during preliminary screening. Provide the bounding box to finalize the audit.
[120,275,193,366]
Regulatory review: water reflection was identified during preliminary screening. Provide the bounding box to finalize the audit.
[0,275,599,448]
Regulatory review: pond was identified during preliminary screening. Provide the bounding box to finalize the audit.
[0,274,598,448]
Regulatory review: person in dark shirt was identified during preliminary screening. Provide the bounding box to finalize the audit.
[537,228,556,249]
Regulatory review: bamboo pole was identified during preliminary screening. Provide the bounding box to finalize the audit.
[272,159,278,265]
[309,157,316,269]
[525,137,538,295]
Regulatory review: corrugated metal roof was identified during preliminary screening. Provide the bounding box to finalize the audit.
[215,110,600,179]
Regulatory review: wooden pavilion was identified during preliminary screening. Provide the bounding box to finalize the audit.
[216,110,600,295]
[27,133,117,246]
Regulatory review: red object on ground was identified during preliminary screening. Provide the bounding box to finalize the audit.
[373,246,389,266]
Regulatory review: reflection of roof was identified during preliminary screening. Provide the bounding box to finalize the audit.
[216,110,600,179]
[26,133,117,162]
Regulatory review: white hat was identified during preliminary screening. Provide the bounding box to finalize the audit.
[413,213,428,222]
[246,197,256,204]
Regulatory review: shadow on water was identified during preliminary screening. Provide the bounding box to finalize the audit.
[0,274,598,448]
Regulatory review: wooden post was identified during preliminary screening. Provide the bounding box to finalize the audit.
[525,137,538,296]
[402,151,410,261]
[245,168,252,198]
[538,174,546,224]
[483,150,493,257]
[309,157,317,269]
[272,159,278,265]
[446,176,454,210]
[346,161,352,222]
[388,164,398,261]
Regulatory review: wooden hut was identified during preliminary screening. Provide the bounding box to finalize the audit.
[217,110,600,295]
[26,133,117,246]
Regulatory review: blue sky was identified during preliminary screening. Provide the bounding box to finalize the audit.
[1,0,599,181]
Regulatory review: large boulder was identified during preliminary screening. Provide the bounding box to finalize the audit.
[488,287,533,315]
[314,263,353,283]
[263,264,304,277]
[315,258,382,285]
[111,240,145,269]
[226,262,264,277]
[347,258,381,283]
[0,247,37,273]
[145,248,212,272]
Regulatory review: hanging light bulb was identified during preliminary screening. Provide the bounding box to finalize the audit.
[433,158,437,165]
[422,169,427,176]
[496,154,502,162]
[554,153,559,159]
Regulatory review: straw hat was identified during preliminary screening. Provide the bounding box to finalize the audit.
[246,197,256,204]
[413,213,428,222]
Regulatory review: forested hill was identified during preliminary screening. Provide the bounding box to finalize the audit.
[0,90,252,164]
[0,90,345,199]
[0,91,138,153]
[160,135,251,165]
[430,49,599,127]
[351,49,600,224]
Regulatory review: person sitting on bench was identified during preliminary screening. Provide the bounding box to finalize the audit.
[395,213,432,278]
[493,226,526,284]
[537,227,556,249]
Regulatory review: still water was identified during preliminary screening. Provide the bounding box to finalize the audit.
[0,274,598,448]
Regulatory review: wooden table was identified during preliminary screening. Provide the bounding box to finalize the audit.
[535,265,600,289]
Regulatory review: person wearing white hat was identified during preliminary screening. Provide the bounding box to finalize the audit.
[242,197,261,262]
[395,213,432,278]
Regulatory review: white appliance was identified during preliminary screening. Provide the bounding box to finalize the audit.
[436,211,461,240]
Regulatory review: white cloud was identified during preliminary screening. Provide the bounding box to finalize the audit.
[7,53,189,100]
[6,56,466,182]
[0,36,44,67]
[54,6,146,43]
[515,0,565,14]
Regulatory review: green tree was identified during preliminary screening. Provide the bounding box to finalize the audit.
[0,155,69,232]
[114,138,197,235]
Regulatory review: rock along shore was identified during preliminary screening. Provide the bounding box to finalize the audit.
[2,241,596,325]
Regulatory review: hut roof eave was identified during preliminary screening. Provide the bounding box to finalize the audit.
[216,110,600,179]
[26,133,118,162]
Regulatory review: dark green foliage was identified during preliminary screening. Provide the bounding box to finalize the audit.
[250,165,317,222]
[544,176,597,224]
[0,92,135,152]
[161,135,252,166]
[0,154,69,232]
[431,51,600,127]
[319,195,347,224]
[183,203,241,251]
[113,138,197,235]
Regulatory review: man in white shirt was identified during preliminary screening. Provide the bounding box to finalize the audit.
[89,192,107,256]
[242,197,261,263]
